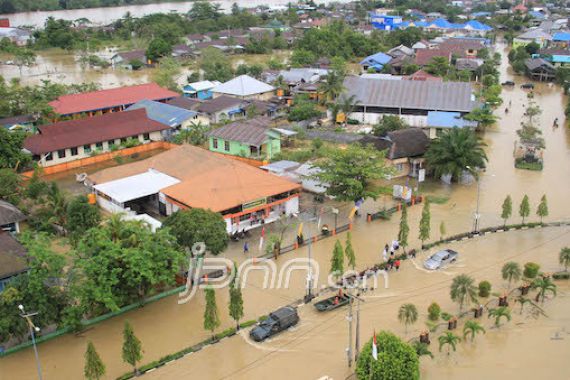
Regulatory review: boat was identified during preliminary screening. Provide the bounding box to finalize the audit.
[314,294,350,312]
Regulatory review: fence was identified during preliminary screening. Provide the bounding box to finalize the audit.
[212,152,267,167]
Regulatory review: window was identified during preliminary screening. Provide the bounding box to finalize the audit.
[395,163,404,172]
[57,149,66,159]
[213,138,218,149]
[45,153,53,161]
[108,140,115,147]
[224,141,230,151]
[120,138,127,144]
[70,147,78,156]
[84,144,92,153]
[143,133,150,141]
[96,142,103,149]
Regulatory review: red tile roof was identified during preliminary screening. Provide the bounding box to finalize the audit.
[415,48,452,66]
[24,109,170,155]
[48,83,178,116]
[404,69,443,82]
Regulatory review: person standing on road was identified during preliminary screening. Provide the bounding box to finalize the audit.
[243,242,249,254]
[383,244,389,262]
[395,260,401,271]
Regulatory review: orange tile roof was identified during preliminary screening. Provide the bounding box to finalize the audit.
[89,145,300,213]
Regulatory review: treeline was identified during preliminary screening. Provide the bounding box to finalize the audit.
[0,0,189,14]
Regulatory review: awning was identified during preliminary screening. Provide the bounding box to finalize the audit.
[93,169,180,204]
[273,128,298,137]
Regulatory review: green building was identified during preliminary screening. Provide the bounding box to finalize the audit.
[207,118,281,159]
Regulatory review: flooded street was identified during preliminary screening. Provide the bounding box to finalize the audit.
[2,41,570,380]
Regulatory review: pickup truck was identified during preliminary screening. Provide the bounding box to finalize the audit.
[249,306,299,342]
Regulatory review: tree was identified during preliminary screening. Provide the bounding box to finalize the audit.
[501,261,521,289]
[398,203,409,253]
[560,247,570,271]
[372,115,407,137]
[464,107,498,127]
[488,306,511,327]
[313,144,391,201]
[344,232,356,270]
[228,269,244,330]
[355,331,419,380]
[318,70,345,103]
[427,302,441,321]
[204,287,221,340]
[200,47,234,82]
[334,94,360,125]
[162,208,229,255]
[500,195,512,226]
[84,341,105,380]
[290,49,316,67]
[450,274,478,312]
[0,169,22,205]
[146,38,172,62]
[536,195,548,223]
[173,122,210,146]
[419,200,431,245]
[151,57,181,91]
[425,56,450,77]
[398,303,418,334]
[330,240,344,279]
[523,262,540,279]
[519,195,530,224]
[478,280,491,297]
[425,128,488,183]
[532,277,557,303]
[463,320,485,342]
[66,195,101,245]
[13,48,36,76]
[438,332,461,354]
[439,221,446,240]
[0,128,31,169]
[288,95,321,121]
[122,321,143,376]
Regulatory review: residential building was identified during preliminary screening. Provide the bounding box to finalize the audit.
[424,111,477,138]
[212,75,275,101]
[166,96,203,111]
[359,52,393,72]
[195,95,247,123]
[0,201,26,233]
[171,44,194,58]
[525,58,556,81]
[183,80,222,100]
[127,99,206,128]
[342,76,478,126]
[49,83,178,119]
[87,145,301,233]
[369,13,404,30]
[551,32,570,47]
[110,50,149,69]
[0,232,29,292]
[207,117,281,159]
[360,128,430,178]
[513,28,553,48]
[0,27,31,46]
[0,114,35,132]
[23,109,170,167]
[404,69,443,82]
[537,48,570,66]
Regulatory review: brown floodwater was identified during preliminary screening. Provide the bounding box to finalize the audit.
[1,40,570,380]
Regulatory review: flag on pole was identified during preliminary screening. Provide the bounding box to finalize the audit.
[348,206,358,221]
[259,227,265,251]
[297,222,304,237]
[372,331,378,361]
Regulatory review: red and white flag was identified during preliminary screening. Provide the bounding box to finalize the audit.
[259,227,265,251]
[372,331,378,361]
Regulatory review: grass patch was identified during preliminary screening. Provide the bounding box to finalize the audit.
[426,195,450,204]
[515,159,543,171]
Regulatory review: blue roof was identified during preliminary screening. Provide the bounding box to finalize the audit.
[431,18,452,28]
[127,99,197,128]
[552,55,570,63]
[471,12,491,17]
[529,11,546,19]
[360,52,392,67]
[553,32,570,42]
[465,20,493,31]
[427,111,477,129]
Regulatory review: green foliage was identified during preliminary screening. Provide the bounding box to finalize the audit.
[411,341,433,359]
[398,203,410,252]
[519,195,530,224]
[478,280,491,297]
[501,261,522,288]
[162,208,228,255]
[439,221,446,240]
[129,59,144,71]
[173,122,210,146]
[438,332,461,354]
[501,195,512,226]
[425,56,450,77]
[560,248,570,272]
[0,168,22,205]
[450,274,478,312]
[288,95,321,121]
[204,287,221,337]
[200,47,234,82]
[419,200,431,244]
[488,306,511,327]
[464,107,497,127]
[65,195,101,245]
[330,240,344,278]
[151,57,181,91]
[0,128,31,170]
[398,303,418,333]
[372,115,407,137]
[319,70,345,103]
[427,302,441,321]
[290,49,317,67]
[425,128,488,183]
[523,262,540,279]
[313,144,391,201]
[122,321,143,374]
[84,341,106,380]
[536,194,548,222]
[229,268,244,329]
[355,331,419,380]
[147,37,174,61]
[463,320,485,342]
[532,277,557,303]
[345,232,356,270]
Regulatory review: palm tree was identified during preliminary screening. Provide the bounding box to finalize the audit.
[450,274,478,312]
[560,247,570,271]
[412,341,434,358]
[501,262,522,289]
[335,94,361,126]
[515,296,533,315]
[425,129,488,183]
[488,306,511,327]
[532,277,557,303]
[463,320,486,342]
[318,70,345,104]
[426,56,451,77]
[438,332,461,354]
[398,303,418,334]
[45,182,68,228]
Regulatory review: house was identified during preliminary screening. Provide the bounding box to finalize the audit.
[172,44,194,59]
[387,45,415,58]
[424,111,477,138]
[212,75,275,101]
[87,145,301,234]
[183,80,222,100]
[195,95,247,123]
[513,29,553,48]
[207,117,281,159]
[0,232,29,292]
[185,33,207,45]
[0,114,35,132]
[404,69,443,82]
[263,68,328,87]
[525,58,556,81]
[537,48,570,66]
[111,50,149,69]
[412,40,430,50]
[414,38,484,66]
[166,96,203,111]
[48,83,178,119]
[342,76,477,126]
[0,201,26,233]
[359,52,393,72]
[455,58,484,71]
[126,99,207,133]
[23,109,170,167]
[359,128,430,178]
[552,32,570,47]
[369,13,404,30]
[0,27,31,46]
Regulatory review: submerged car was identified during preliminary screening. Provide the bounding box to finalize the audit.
[423,249,459,270]
[249,306,299,342]
[521,83,535,89]
[501,80,515,86]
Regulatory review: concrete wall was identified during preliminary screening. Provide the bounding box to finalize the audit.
[350,112,428,127]
[208,137,280,159]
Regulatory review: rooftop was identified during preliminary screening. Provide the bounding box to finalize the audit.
[426,111,478,128]
[360,128,430,159]
[0,232,28,280]
[0,200,26,226]
[208,117,274,146]
[212,75,275,97]
[127,99,197,127]
[165,96,204,111]
[196,95,244,114]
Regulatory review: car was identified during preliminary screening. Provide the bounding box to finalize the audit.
[423,249,459,270]
[501,80,515,86]
[521,83,535,89]
[249,306,299,342]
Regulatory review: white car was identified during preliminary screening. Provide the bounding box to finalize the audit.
[423,249,458,270]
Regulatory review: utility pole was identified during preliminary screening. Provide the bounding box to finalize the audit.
[346,288,353,368]
[18,305,43,380]
[353,284,365,364]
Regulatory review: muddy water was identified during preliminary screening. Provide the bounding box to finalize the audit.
[2,41,570,380]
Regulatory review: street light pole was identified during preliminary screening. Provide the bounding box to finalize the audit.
[466,166,481,234]
[346,290,353,368]
[19,305,43,380]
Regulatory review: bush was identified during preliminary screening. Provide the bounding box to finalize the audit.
[478,281,492,297]
[515,158,543,171]
[523,262,540,279]
[552,271,570,280]
[427,302,441,321]
[441,312,453,321]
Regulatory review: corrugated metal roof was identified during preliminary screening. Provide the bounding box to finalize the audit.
[344,76,477,113]
[427,111,477,128]
[94,169,180,203]
[127,99,197,127]
[208,118,273,146]
[212,75,275,97]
